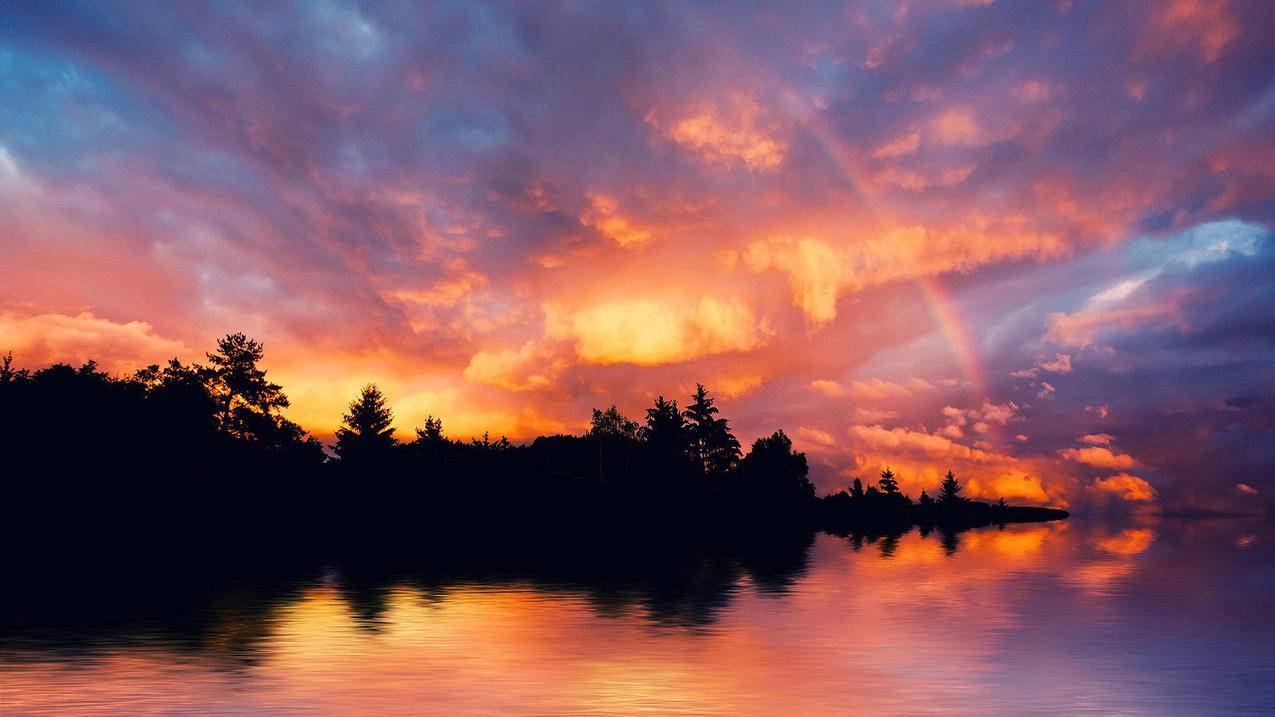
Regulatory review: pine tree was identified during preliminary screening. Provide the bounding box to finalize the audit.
[850,477,864,500]
[878,467,900,494]
[684,384,741,479]
[919,488,933,505]
[938,470,965,503]
[414,415,445,445]
[641,395,691,479]
[335,384,397,462]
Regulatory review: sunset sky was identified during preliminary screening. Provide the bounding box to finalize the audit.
[2,1,1272,509]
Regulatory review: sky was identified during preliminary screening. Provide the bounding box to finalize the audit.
[1,0,1273,511]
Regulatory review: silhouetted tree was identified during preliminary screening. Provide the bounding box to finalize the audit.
[205,334,288,440]
[0,351,23,388]
[878,468,900,495]
[739,429,813,501]
[938,470,965,503]
[918,488,933,505]
[850,477,865,500]
[684,384,741,480]
[335,384,397,463]
[470,431,512,452]
[414,415,445,445]
[641,395,692,481]
[589,405,639,486]
[589,405,639,440]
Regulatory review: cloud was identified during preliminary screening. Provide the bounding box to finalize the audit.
[1080,433,1115,446]
[810,379,848,398]
[792,427,841,451]
[744,220,1068,324]
[849,378,927,402]
[1090,473,1158,502]
[545,298,769,366]
[1059,446,1139,470]
[743,237,849,324]
[1236,482,1258,495]
[848,424,1004,464]
[871,132,921,159]
[0,310,188,372]
[713,373,764,398]
[580,193,654,248]
[462,341,556,392]
[1038,353,1072,373]
[853,408,899,424]
[1046,302,1181,348]
[646,94,786,171]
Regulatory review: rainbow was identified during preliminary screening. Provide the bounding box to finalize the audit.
[915,274,988,404]
[799,110,989,404]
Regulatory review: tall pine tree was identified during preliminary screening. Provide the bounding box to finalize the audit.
[336,384,397,463]
[878,467,900,494]
[938,470,965,503]
[684,384,741,479]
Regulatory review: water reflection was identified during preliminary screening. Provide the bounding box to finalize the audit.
[4,518,1274,715]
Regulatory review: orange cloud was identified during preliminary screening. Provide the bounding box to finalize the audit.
[965,470,1051,503]
[1090,473,1158,502]
[743,237,848,324]
[580,193,654,247]
[545,297,769,366]
[0,309,188,372]
[1095,528,1156,555]
[1059,446,1139,469]
[647,94,786,171]
[810,379,849,398]
[712,373,765,398]
[848,424,1004,464]
[849,378,919,402]
[463,341,557,392]
[743,218,1067,323]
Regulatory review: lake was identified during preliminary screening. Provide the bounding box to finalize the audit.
[3,516,1273,716]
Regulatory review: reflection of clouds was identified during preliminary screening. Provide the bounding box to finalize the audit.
[8,519,1271,714]
[1065,526,1158,596]
[1096,528,1157,556]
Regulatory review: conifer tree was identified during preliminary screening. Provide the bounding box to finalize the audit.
[641,395,692,479]
[878,467,900,495]
[938,470,965,503]
[414,415,445,445]
[684,384,741,479]
[850,477,865,500]
[336,384,397,461]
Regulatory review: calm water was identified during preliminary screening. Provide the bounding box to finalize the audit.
[3,517,1273,716]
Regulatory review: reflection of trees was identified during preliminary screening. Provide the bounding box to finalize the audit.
[1,532,815,662]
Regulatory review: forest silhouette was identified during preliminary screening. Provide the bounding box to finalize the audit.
[0,333,1066,554]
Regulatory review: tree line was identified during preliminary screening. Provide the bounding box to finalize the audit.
[0,333,1065,537]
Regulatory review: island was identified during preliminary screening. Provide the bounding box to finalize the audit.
[0,333,1067,553]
